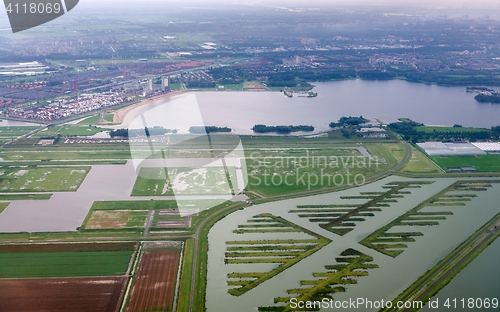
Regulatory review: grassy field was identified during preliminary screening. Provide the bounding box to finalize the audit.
[431,155,500,172]
[400,147,443,174]
[415,126,489,133]
[217,83,244,90]
[132,167,238,196]
[34,125,111,137]
[78,115,101,124]
[245,143,398,196]
[0,126,40,137]
[0,167,90,192]
[0,250,133,278]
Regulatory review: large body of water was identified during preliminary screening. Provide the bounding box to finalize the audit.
[117,80,500,134]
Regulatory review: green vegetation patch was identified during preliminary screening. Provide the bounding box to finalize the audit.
[0,202,9,214]
[431,155,500,172]
[131,167,238,196]
[360,180,500,257]
[245,143,397,196]
[34,125,112,137]
[225,213,331,296]
[0,249,133,278]
[415,126,489,133]
[400,147,443,174]
[259,249,378,312]
[0,167,90,192]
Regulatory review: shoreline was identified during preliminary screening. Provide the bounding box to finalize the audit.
[112,90,187,124]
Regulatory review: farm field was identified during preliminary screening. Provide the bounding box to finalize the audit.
[0,250,133,278]
[431,155,500,172]
[0,277,127,312]
[125,249,180,312]
[0,167,90,192]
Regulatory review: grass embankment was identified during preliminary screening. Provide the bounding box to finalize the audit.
[176,238,194,312]
[0,194,52,200]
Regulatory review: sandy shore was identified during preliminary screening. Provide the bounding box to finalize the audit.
[112,90,186,124]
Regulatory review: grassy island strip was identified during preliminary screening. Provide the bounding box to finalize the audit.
[259,249,378,312]
[290,181,433,236]
[225,213,331,296]
[360,180,500,257]
[382,212,500,312]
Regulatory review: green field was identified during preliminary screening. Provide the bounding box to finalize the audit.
[245,143,394,196]
[0,250,133,278]
[132,167,238,196]
[431,155,500,172]
[34,125,111,137]
[0,167,90,192]
[400,147,443,174]
[0,126,40,137]
[78,115,101,124]
[415,126,489,133]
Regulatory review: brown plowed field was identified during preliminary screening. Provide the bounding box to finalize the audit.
[0,276,126,312]
[126,250,180,312]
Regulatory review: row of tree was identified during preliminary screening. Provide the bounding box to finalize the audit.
[252,124,314,134]
[189,126,232,134]
[109,126,175,138]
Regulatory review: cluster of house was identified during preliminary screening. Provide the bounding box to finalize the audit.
[6,93,130,121]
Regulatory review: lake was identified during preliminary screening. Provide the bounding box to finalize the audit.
[117,80,500,134]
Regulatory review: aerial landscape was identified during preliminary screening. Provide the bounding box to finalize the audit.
[0,0,499,311]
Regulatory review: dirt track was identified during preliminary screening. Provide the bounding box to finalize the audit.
[126,250,180,312]
[0,277,126,312]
